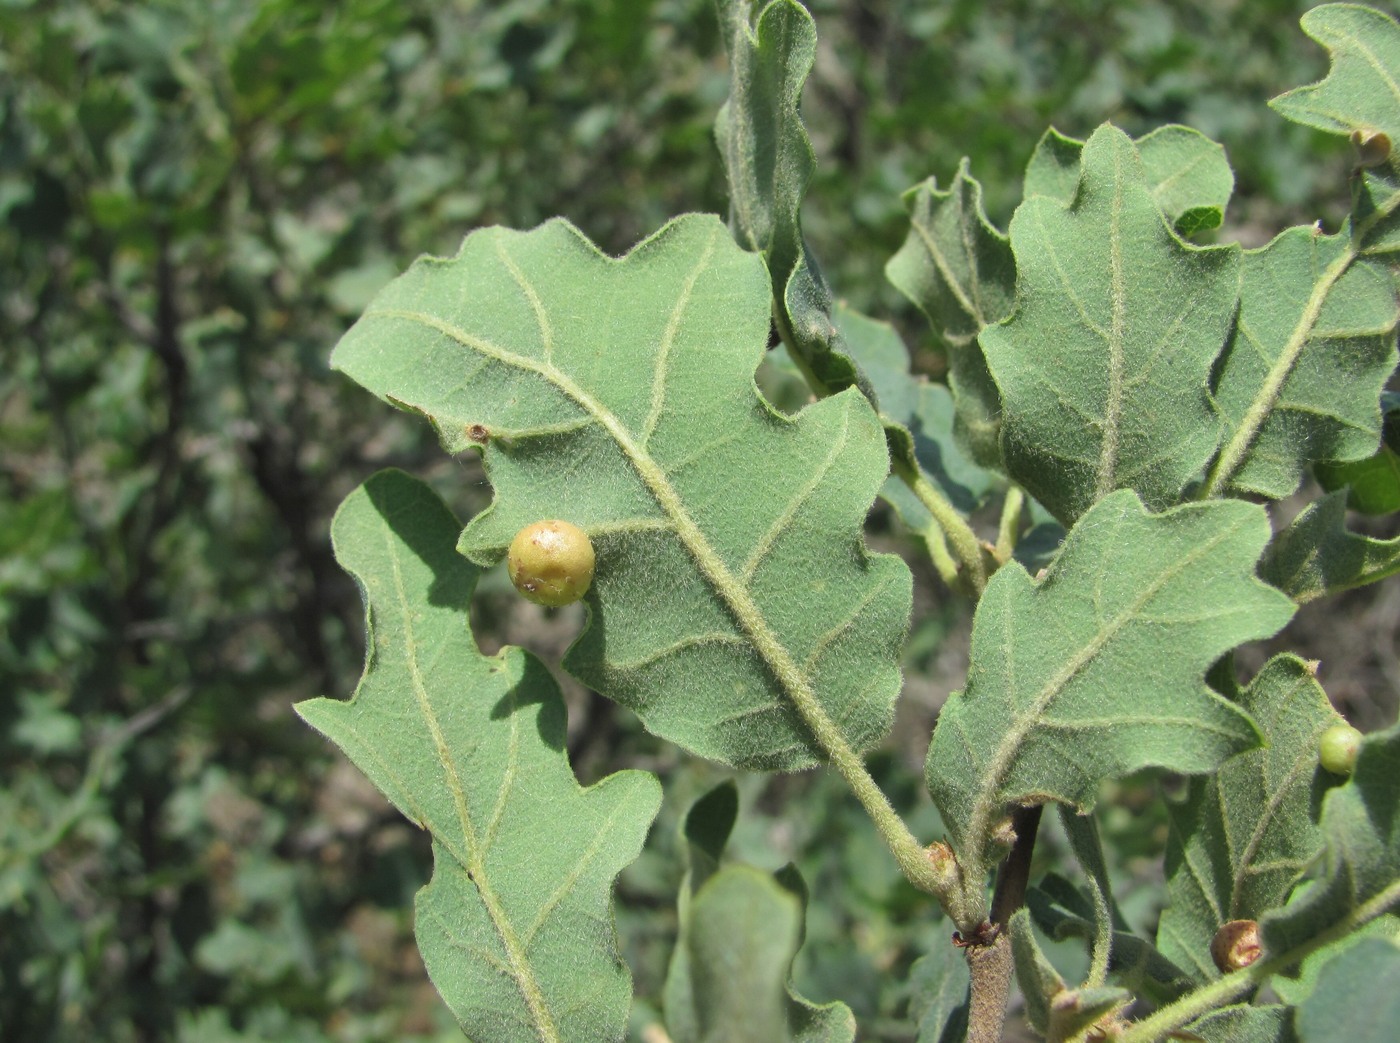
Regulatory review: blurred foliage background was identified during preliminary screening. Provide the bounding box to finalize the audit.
[2,1,1387,1040]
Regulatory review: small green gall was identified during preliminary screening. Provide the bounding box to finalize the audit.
[507,520,595,607]
[1319,722,1363,776]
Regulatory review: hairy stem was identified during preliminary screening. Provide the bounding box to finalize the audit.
[994,486,1025,564]
[966,805,1045,1043]
[967,934,1016,1043]
[893,456,989,595]
[923,521,962,588]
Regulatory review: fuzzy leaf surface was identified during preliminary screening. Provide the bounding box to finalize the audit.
[1270,5,1400,256]
[908,940,970,1043]
[1157,655,1336,982]
[1263,721,1400,955]
[925,490,1294,893]
[1210,228,1397,499]
[1024,125,1234,235]
[1260,490,1400,603]
[295,471,661,1043]
[330,215,911,771]
[1269,5,1400,145]
[981,124,1241,524]
[887,158,1014,465]
[1187,1005,1298,1043]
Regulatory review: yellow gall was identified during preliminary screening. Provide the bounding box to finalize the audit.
[507,520,595,608]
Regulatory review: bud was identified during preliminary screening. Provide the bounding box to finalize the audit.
[1352,128,1393,169]
[926,841,960,892]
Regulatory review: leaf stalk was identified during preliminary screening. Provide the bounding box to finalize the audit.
[893,455,989,595]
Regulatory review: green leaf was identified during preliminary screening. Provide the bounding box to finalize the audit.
[1296,937,1400,1043]
[1209,229,1397,499]
[1157,655,1337,982]
[330,215,912,773]
[663,782,740,1040]
[715,0,860,399]
[1315,443,1400,514]
[683,780,739,890]
[1026,874,1194,1005]
[886,157,1015,466]
[980,124,1241,525]
[676,865,855,1043]
[1263,720,1400,957]
[295,470,661,1043]
[1135,126,1235,237]
[925,490,1294,907]
[1058,807,1119,985]
[1270,5,1400,256]
[1011,908,1063,1036]
[1315,393,1400,514]
[1187,1004,1298,1043]
[1024,125,1235,236]
[1009,909,1129,1041]
[908,940,970,1043]
[1273,913,1400,1004]
[835,302,999,521]
[1259,490,1400,603]
[1270,5,1400,146]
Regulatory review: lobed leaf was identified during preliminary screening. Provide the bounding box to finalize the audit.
[980,124,1241,525]
[1024,125,1235,236]
[1259,490,1400,603]
[1262,720,1400,957]
[330,215,912,772]
[295,471,661,1043]
[1269,5,1400,146]
[886,158,1014,466]
[925,490,1294,907]
[1157,655,1337,982]
[1270,4,1400,257]
[1209,228,1397,499]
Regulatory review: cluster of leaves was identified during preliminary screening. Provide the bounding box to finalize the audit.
[1,1,723,1040]
[308,2,1400,1042]
[6,1,1399,1042]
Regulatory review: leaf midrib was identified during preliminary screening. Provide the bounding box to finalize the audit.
[963,514,1244,875]
[385,523,562,1043]
[367,228,851,766]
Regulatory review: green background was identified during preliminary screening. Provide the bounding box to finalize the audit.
[3,1,1391,1040]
